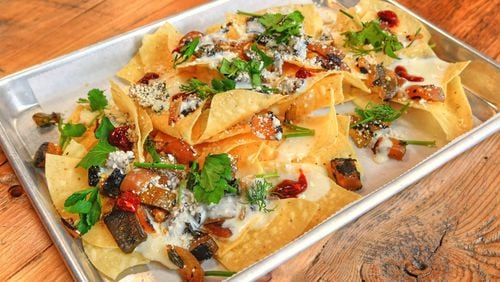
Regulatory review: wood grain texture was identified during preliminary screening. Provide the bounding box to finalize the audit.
[0,0,498,281]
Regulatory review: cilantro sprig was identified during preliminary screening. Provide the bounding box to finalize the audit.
[246,178,275,213]
[180,78,235,100]
[351,102,409,128]
[64,187,101,235]
[238,10,304,43]
[283,121,315,138]
[187,153,238,205]
[342,21,403,59]
[219,45,273,89]
[78,89,108,112]
[174,37,200,67]
[58,121,86,148]
[77,117,117,169]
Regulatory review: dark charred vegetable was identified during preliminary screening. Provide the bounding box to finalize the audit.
[355,57,370,74]
[88,166,101,187]
[104,208,147,253]
[349,116,390,148]
[102,169,125,198]
[166,245,204,282]
[330,158,362,190]
[366,64,399,101]
[139,186,177,211]
[33,142,62,168]
[308,42,350,71]
[32,112,61,128]
[108,126,133,151]
[189,234,219,261]
[405,85,445,102]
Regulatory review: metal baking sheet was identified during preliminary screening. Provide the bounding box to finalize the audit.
[0,0,498,281]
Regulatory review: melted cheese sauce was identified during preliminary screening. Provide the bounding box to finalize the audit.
[389,56,449,88]
[276,136,315,162]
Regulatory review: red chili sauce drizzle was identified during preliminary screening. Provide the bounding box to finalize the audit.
[395,66,424,82]
[116,191,141,213]
[377,10,399,28]
[295,67,313,79]
[273,169,308,199]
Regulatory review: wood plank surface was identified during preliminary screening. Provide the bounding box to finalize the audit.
[0,0,498,281]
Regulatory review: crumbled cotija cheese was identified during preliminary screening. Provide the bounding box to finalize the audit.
[105,151,135,173]
[129,79,169,112]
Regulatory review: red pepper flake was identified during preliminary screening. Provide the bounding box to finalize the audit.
[395,66,424,82]
[377,10,399,28]
[272,169,308,199]
[116,191,141,213]
[108,126,133,151]
[295,67,313,79]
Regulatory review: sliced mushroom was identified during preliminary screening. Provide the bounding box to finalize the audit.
[33,142,62,168]
[366,64,399,101]
[189,234,219,262]
[166,245,204,282]
[139,186,177,211]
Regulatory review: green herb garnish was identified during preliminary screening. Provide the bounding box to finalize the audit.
[204,271,237,277]
[219,56,270,89]
[238,10,305,43]
[251,43,273,68]
[77,117,117,169]
[145,138,161,163]
[180,78,235,99]
[342,21,403,59]
[64,187,101,235]
[133,162,186,170]
[407,27,421,48]
[246,178,275,213]
[174,37,199,67]
[255,171,279,179]
[58,121,86,148]
[339,9,354,20]
[283,121,315,138]
[351,102,409,128]
[402,139,436,147]
[87,89,108,112]
[189,153,238,205]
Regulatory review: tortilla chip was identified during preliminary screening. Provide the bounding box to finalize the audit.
[83,242,149,280]
[110,81,147,161]
[62,140,88,159]
[194,90,284,143]
[139,22,180,75]
[116,54,145,84]
[216,198,319,271]
[45,154,88,222]
[82,222,118,249]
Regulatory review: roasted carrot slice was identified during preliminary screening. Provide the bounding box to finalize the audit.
[330,158,362,191]
[405,85,445,102]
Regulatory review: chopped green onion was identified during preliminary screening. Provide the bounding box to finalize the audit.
[145,139,161,163]
[402,140,436,147]
[255,171,279,179]
[407,27,421,48]
[283,131,315,138]
[133,162,186,170]
[283,121,315,138]
[204,270,236,277]
[340,9,354,19]
[237,11,262,17]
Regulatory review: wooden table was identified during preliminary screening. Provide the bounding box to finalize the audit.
[0,0,498,281]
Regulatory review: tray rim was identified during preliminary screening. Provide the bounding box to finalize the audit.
[0,0,498,281]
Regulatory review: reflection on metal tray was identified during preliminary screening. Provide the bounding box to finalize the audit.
[0,0,498,281]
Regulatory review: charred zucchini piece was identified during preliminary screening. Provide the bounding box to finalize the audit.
[189,234,218,261]
[103,208,147,253]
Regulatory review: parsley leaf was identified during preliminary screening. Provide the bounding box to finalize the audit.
[246,178,274,213]
[78,117,117,169]
[78,141,117,169]
[251,44,273,68]
[352,102,409,127]
[87,89,108,112]
[239,10,304,43]
[211,78,236,92]
[174,37,200,67]
[64,187,101,235]
[94,117,114,141]
[343,21,403,59]
[189,153,238,204]
[219,55,270,89]
[58,121,86,148]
